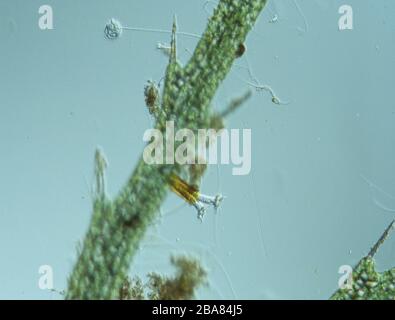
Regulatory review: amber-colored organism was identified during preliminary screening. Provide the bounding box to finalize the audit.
[144,81,160,115]
[168,173,199,204]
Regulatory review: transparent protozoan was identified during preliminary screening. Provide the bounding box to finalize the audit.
[269,14,278,23]
[104,18,123,40]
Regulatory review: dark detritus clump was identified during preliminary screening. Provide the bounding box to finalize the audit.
[119,255,207,300]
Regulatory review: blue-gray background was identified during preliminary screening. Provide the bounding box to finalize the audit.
[1,0,394,299]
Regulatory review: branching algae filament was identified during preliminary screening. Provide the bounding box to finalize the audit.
[67,0,269,299]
